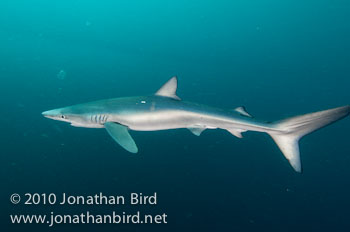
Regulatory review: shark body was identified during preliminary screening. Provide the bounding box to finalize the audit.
[42,77,350,172]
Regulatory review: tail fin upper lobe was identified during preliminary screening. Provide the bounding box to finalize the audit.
[268,105,350,172]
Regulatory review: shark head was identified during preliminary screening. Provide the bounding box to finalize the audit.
[42,105,104,128]
[42,108,68,121]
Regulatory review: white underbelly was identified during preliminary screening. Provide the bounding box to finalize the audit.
[115,110,203,131]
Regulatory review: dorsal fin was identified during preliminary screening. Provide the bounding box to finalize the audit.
[234,106,252,117]
[155,76,181,100]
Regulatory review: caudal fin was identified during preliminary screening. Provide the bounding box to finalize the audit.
[268,105,350,173]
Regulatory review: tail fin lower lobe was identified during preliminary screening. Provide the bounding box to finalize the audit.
[268,105,350,172]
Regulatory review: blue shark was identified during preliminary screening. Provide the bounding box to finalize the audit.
[42,77,350,172]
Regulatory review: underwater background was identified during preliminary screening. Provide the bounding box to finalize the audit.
[1,0,350,231]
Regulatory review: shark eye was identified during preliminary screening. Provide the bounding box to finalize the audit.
[61,115,66,119]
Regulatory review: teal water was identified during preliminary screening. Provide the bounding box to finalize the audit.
[1,0,350,231]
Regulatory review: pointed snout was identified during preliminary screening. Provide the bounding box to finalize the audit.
[42,109,60,119]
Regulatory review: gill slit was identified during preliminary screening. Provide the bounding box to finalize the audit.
[90,114,109,124]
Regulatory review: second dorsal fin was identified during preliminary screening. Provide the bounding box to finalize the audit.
[234,106,252,117]
[155,76,181,100]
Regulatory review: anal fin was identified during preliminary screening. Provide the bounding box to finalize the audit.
[227,129,246,138]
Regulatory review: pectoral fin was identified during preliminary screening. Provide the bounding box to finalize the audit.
[104,122,138,153]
